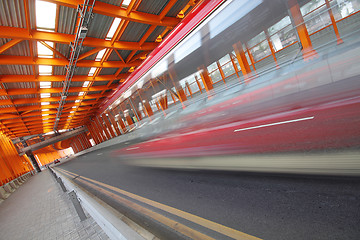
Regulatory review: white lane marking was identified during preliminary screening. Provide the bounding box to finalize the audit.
[126,147,140,151]
[97,153,103,155]
[234,116,315,132]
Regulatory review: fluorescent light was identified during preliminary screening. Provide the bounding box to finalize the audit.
[42,114,49,116]
[36,0,56,31]
[40,93,50,98]
[40,81,51,88]
[41,102,50,105]
[82,81,90,87]
[95,49,106,61]
[78,92,84,96]
[122,0,131,7]
[37,41,54,57]
[106,18,121,40]
[72,106,77,108]
[42,109,49,111]
[75,99,81,103]
[88,67,96,76]
[70,111,75,113]
[39,65,52,76]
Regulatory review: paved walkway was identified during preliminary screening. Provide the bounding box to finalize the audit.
[0,169,109,240]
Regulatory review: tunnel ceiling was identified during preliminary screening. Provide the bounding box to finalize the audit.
[0,0,196,139]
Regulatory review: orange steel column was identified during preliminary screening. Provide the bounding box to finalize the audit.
[91,121,105,143]
[96,116,111,140]
[194,75,203,93]
[87,124,100,144]
[229,53,240,78]
[159,96,168,110]
[94,117,108,141]
[125,114,134,126]
[77,138,84,151]
[72,143,78,153]
[102,114,116,137]
[106,111,122,136]
[84,133,92,148]
[116,114,127,133]
[83,133,91,148]
[80,133,90,149]
[233,41,252,82]
[198,65,213,93]
[325,0,343,44]
[87,123,99,143]
[264,29,279,68]
[216,61,226,84]
[143,101,154,117]
[288,0,317,60]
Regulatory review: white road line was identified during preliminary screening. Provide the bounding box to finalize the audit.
[126,147,140,151]
[234,116,315,132]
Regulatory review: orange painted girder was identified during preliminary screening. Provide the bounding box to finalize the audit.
[0,26,159,50]
[41,0,180,27]
[0,73,129,83]
[0,84,117,96]
[0,55,142,68]
[0,95,103,106]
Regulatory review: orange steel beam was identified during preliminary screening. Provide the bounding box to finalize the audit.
[93,117,107,141]
[106,110,121,136]
[0,27,158,50]
[288,0,317,60]
[0,84,117,96]
[39,41,67,60]
[101,114,116,138]
[0,74,128,83]
[126,0,137,15]
[325,0,343,45]
[78,47,103,61]
[0,55,143,68]
[96,116,111,140]
[0,94,105,106]
[5,117,92,128]
[159,0,178,20]
[90,121,104,142]
[233,41,252,81]
[41,0,180,27]
[0,39,23,54]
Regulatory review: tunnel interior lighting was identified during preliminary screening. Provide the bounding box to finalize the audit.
[40,81,51,88]
[42,108,49,111]
[121,0,131,7]
[39,66,52,76]
[41,102,50,105]
[42,114,49,117]
[75,99,81,103]
[78,92,84,96]
[37,41,54,58]
[88,67,96,76]
[95,49,106,61]
[35,0,56,31]
[82,81,90,87]
[106,18,121,40]
[40,93,51,98]
[72,106,77,108]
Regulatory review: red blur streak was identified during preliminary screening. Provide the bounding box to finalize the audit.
[113,97,360,158]
[98,0,226,113]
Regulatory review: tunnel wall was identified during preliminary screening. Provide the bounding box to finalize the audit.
[0,132,34,185]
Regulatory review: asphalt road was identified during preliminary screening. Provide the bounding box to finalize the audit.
[56,147,360,240]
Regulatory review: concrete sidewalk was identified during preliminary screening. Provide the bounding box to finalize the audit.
[0,169,109,240]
